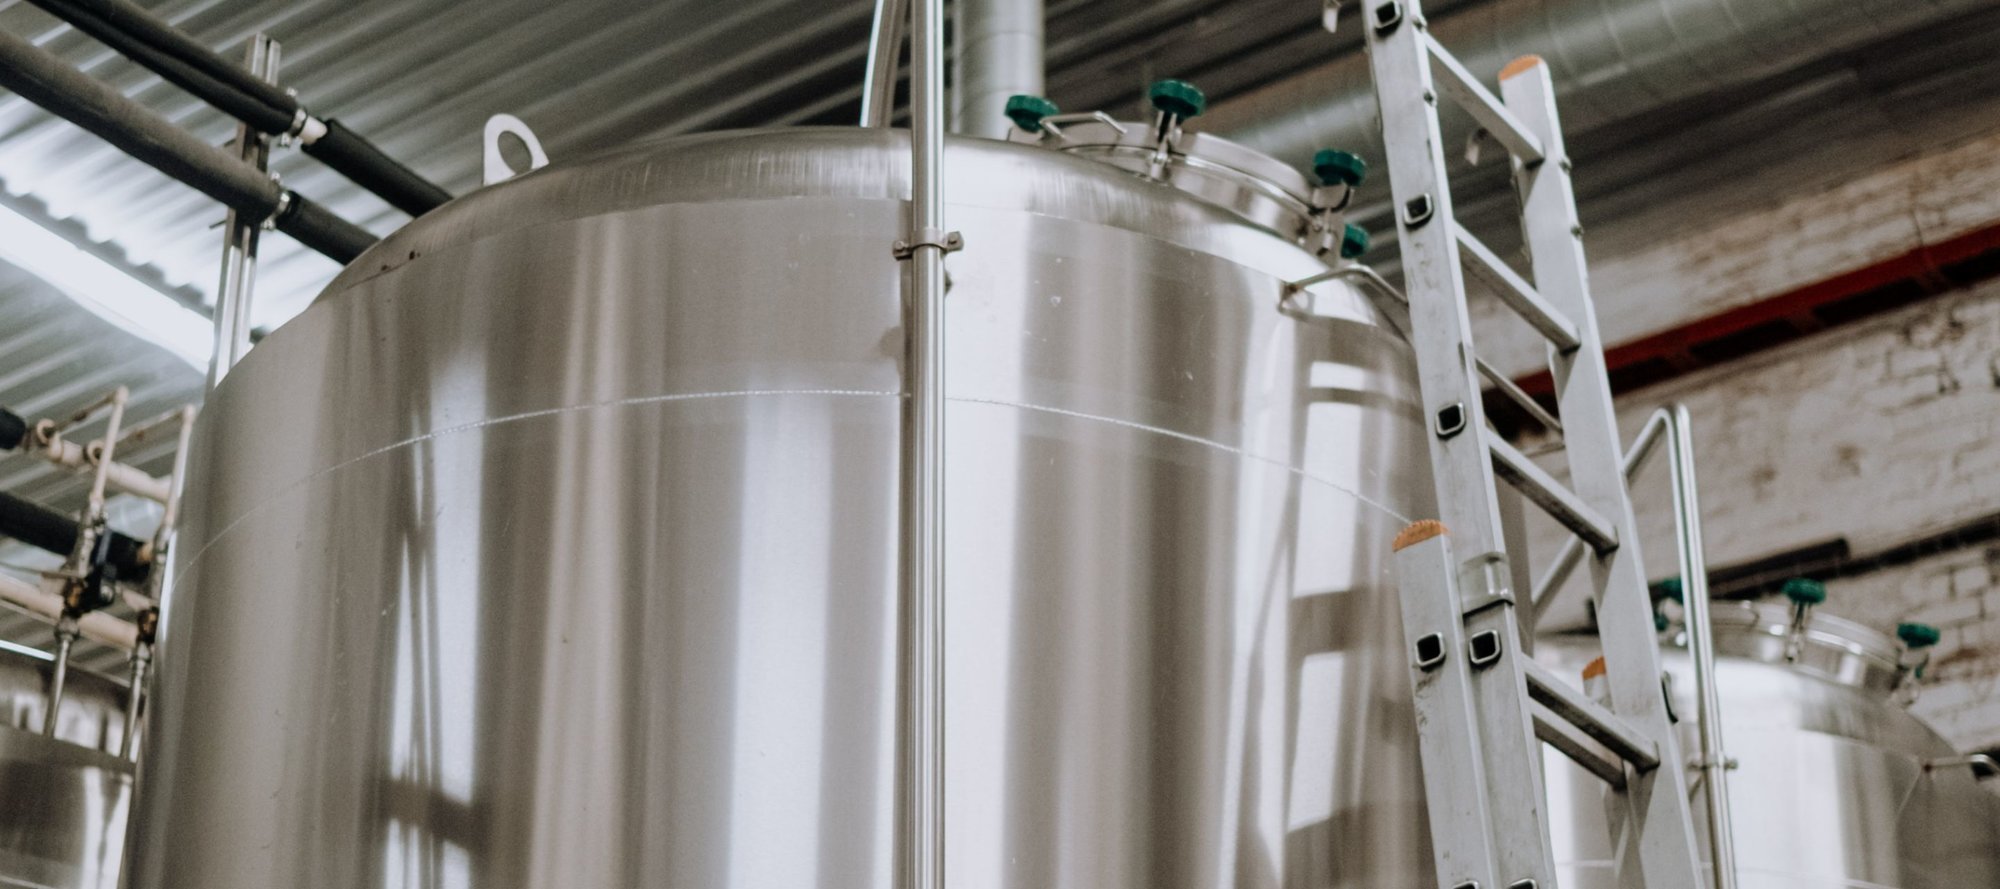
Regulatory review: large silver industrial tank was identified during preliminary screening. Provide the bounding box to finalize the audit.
[1544,601,2000,888]
[0,645,131,888]
[128,128,1435,887]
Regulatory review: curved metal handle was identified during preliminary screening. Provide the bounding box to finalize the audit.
[1925,753,2000,780]
[482,113,548,186]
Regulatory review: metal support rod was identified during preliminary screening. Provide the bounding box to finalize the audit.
[860,0,909,126]
[899,0,949,887]
[1666,403,1738,889]
[117,640,149,756]
[42,618,76,737]
[122,405,193,760]
[0,27,376,262]
[1528,409,1670,614]
[210,34,278,391]
[26,0,451,216]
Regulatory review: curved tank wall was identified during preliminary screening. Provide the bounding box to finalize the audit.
[1543,602,2000,889]
[128,128,1436,888]
[0,645,133,889]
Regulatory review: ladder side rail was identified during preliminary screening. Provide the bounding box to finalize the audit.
[1392,526,1504,888]
[1366,4,1557,887]
[1500,56,1707,889]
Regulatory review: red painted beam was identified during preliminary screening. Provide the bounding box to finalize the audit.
[1504,216,2000,408]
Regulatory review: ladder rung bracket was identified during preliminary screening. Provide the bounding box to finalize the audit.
[1523,659,1659,771]
[1488,437,1618,552]
[1531,700,1627,789]
[1456,228,1580,352]
[1425,36,1545,165]
[1476,356,1561,433]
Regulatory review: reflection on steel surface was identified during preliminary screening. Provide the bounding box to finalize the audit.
[1544,606,2000,889]
[129,128,1434,888]
[1,648,131,889]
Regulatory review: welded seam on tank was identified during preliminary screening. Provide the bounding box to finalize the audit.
[951,396,1412,524]
[176,388,1410,584]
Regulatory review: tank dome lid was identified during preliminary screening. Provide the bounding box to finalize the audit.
[1703,600,1904,694]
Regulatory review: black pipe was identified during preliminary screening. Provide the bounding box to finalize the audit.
[0,491,149,581]
[0,28,376,264]
[28,0,452,217]
[0,408,26,452]
[302,118,453,219]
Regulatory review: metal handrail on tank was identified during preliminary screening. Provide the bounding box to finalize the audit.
[1529,405,1739,889]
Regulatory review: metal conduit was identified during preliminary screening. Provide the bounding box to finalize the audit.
[1204,0,1997,168]
[27,0,453,217]
[0,27,377,263]
[952,0,1043,137]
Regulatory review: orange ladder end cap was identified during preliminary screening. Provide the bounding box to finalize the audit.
[1392,519,1449,552]
[1581,656,1608,681]
[1500,54,1546,81]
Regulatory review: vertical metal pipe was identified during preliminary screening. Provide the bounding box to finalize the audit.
[952,0,1043,137]
[1664,404,1738,889]
[43,625,74,737]
[900,0,948,887]
[1527,410,1669,617]
[117,643,150,758]
[860,0,908,127]
[207,34,278,392]
[122,404,193,760]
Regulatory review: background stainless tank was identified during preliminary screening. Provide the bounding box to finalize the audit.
[0,645,132,889]
[128,127,1435,888]
[1544,601,2000,888]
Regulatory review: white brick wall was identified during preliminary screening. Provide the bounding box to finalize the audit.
[1504,122,2000,753]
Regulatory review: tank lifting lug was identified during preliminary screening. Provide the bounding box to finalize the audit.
[893,228,963,259]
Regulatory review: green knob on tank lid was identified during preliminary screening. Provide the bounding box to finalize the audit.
[1340,224,1370,259]
[1313,149,1368,187]
[1147,79,1207,119]
[1658,577,1684,603]
[1898,622,1942,649]
[1781,577,1827,606]
[1004,94,1060,132]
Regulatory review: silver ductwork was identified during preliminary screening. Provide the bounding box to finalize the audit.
[1204,0,1994,168]
[952,0,1043,137]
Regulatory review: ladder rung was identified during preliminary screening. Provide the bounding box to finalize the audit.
[1475,356,1560,432]
[1523,659,1659,771]
[1456,228,1580,352]
[1531,700,1627,789]
[1488,437,1618,552]
[1425,36,1545,165]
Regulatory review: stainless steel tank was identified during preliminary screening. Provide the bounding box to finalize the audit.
[1544,601,2000,888]
[0,644,132,889]
[128,127,1435,888]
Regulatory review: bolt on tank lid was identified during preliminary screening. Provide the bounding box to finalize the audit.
[1002,82,1365,250]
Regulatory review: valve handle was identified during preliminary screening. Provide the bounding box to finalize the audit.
[1004,95,1060,133]
[1147,79,1207,119]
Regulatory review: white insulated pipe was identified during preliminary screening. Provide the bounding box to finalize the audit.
[0,572,138,650]
[952,0,1043,137]
[24,430,172,504]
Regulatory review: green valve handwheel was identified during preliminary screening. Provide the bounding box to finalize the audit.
[1658,576,1684,603]
[1898,622,1942,649]
[1004,94,1060,132]
[1339,224,1370,259]
[1781,577,1827,606]
[1313,149,1368,187]
[1148,79,1207,119]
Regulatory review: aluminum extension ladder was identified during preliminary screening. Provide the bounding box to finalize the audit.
[1358,2,1709,888]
